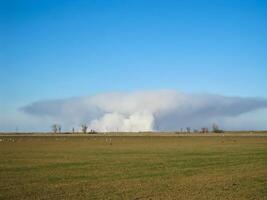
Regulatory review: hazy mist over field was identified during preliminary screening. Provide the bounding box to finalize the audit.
[18,90,267,132]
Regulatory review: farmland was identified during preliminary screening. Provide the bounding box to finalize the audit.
[0,133,267,200]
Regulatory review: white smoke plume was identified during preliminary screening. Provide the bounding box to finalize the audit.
[20,90,267,131]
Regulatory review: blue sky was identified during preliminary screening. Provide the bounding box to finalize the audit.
[1,0,267,131]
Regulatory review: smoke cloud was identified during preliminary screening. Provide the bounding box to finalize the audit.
[21,90,267,131]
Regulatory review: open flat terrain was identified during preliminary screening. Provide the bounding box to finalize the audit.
[0,134,267,200]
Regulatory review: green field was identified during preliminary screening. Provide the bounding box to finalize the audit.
[0,134,267,199]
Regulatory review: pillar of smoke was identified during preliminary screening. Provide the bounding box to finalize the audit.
[88,111,155,132]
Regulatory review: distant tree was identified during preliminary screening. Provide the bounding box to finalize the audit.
[193,129,198,133]
[72,128,75,134]
[186,127,191,133]
[52,124,58,134]
[201,127,209,133]
[212,123,219,132]
[90,129,97,134]
[81,124,88,134]
[58,125,62,133]
[212,123,224,133]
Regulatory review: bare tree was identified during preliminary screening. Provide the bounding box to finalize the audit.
[81,124,88,134]
[212,123,219,132]
[90,129,97,134]
[186,127,191,133]
[212,123,223,133]
[201,127,209,133]
[52,124,58,134]
[58,125,62,133]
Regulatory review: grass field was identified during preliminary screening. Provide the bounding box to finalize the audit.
[0,134,267,199]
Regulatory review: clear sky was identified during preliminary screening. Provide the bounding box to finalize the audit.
[1,0,267,131]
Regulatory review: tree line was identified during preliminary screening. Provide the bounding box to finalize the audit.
[51,123,224,134]
[51,124,97,134]
[178,123,224,134]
